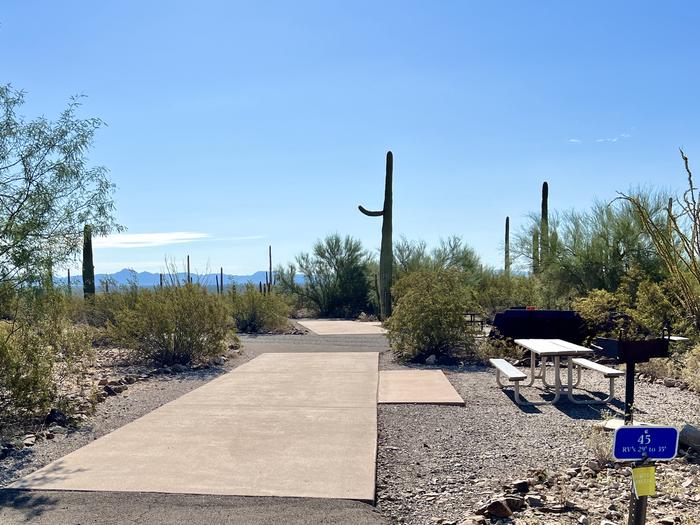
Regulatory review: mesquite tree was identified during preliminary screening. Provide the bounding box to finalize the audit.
[0,85,119,286]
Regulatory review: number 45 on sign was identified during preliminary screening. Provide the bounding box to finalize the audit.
[612,426,679,462]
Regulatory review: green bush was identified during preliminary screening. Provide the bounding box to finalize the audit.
[230,284,289,333]
[0,290,94,426]
[386,269,476,361]
[275,234,373,318]
[111,284,230,365]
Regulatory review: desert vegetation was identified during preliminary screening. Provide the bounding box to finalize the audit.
[1,82,700,437]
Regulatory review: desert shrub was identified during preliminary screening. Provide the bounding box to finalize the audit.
[112,284,230,365]
[89,280,140,327]
[682,345,700,391]
[0,290,94,427]
[230,284,289,333]
[276,234,373,318]
[475,271,540,320]
[474,337,523,363]
[572,289,626,338]
[386,269,476,361]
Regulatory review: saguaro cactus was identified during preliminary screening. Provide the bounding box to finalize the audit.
[82,225,95,298]
[532,229,540,274]
[359,151,393,319]
[540,182,549,264]
[504,216,510,276]
[268,245,273,291]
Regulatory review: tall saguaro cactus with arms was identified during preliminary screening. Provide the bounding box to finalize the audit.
[359,151,393,320]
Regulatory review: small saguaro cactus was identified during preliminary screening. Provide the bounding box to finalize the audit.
[504,216,511,276]
[268,245,273,290]
[82,225,95,298]
[359,151,393,320]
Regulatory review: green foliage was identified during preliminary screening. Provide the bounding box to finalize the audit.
[276,234,372,318]
[0,290,94,426]
[475,270,539,319]
[386,269,477,361]
[230,284,289,333]
[394,235,482,284]
[111,284,230,365]
[0,85,120,287]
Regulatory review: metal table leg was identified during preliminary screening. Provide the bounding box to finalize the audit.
[566,359,614,404]
[514,355,561,406]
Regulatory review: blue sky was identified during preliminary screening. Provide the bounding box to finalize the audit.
[2,1,700,275]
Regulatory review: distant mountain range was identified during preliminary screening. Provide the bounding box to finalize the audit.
[55,268,304,288]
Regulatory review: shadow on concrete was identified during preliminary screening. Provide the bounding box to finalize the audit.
[0,489,58,520]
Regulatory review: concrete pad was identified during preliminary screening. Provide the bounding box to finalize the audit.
[12,352,379,501]
[297,319,387,335]
[378,370,465,406]
[235,351,379,374]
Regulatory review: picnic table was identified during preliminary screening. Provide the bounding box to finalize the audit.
[490,338,623,406]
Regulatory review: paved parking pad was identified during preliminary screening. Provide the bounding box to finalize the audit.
[378,370,465,405]
[297,319,387,335]
[11,352,379,501]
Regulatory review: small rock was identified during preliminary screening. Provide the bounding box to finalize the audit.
[111,384,127,394]
[22,435,36,447]
[525,495,543,508]
[425,354,437,365]
[586,459,602,472]
[103,385,117,396]
[97,378,109,386]
[578,516,590,525]
[511,479,530,493]
[124,375,136,384]
[45,408,69,426]
[476,499,513,518]
[503,495,524,511]
[663,377,678,387]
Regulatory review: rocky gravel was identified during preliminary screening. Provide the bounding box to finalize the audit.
[376,349,700,525]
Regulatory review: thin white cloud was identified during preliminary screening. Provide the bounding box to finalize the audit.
[595,131,632,143]
[568,138,582,143]
[212,235,265,242]
[94,232,210,249]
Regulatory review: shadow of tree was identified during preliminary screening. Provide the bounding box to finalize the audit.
[0,489,58,520]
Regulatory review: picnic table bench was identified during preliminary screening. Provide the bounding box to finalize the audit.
[489,339,624,406]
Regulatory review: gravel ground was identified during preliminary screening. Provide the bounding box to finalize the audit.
[376,347,700,525]
[2,331,700,525]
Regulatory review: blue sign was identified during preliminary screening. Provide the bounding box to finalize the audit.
[613,426,679,461]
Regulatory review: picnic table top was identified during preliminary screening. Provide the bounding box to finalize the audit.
[514,338,594,357]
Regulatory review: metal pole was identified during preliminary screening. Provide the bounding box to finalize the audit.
[627,458,649,525]
[625,361,635,424]
[627,491,647,525]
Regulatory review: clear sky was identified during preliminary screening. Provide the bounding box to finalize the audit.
[2,1,700,275]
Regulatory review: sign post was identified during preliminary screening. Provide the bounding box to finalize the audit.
[612,426,679,525]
